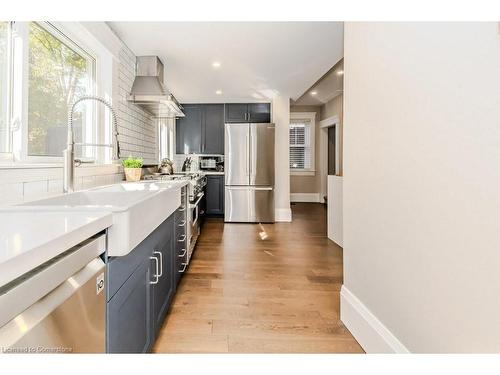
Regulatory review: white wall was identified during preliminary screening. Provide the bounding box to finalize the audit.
[342,22,500,353]
[327,175,342,246]
[272,95,292,222]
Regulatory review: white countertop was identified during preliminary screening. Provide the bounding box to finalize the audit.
[0,209,112,288]
[0,180,189,287]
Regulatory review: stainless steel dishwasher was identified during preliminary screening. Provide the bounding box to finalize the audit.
[0,234,106,353]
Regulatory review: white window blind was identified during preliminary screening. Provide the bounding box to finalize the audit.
[290,118,313,171]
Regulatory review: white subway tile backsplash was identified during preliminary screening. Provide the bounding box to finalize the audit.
[23,180,49,202]
[48,179,63,194]
[82,176,96,189]
[0,183,24,205]
[116,45,158,165]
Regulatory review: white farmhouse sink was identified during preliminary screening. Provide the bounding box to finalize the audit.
[22,191,151,209]
[19,181,187,257]
[92,181,181,193]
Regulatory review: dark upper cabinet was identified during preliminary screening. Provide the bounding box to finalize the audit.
[176,104,203,154]
[202,104,225,154]
[205,175,224,215]
[248,103,271,123]
[225,103,249,123]
[225,103,271,123]
[176,104,224,155]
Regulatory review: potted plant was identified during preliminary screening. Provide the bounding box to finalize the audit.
[122,156,143,182]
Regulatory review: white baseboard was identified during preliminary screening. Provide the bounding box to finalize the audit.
[275,208,292,222]
[290,193,321,203]
[340,285,409,353]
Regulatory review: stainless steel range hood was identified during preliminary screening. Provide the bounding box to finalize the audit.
[128,56,184,118]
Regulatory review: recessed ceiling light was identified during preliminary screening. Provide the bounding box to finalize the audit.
[212,61,221,68]
[215,90,222,95]
[310,91,317,96]
[336,70,344,75]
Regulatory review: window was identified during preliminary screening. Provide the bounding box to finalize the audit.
[159,117,175,160]
[289,112,316,175]
[0,21,103,164]
[0,22,10,154]
[27,22,95,158]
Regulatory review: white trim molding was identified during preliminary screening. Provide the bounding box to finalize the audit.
[320,115,340,128]
[275,208,292,222]
[340,286,410,353]
[290,193,321,203]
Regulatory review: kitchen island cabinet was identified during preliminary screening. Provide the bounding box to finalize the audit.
[107,214,177,353]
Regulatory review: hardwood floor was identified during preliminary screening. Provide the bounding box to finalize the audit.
[153,203,364,353]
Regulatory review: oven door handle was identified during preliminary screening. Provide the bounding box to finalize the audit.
[189,192,204,209]
[193,205,199,226]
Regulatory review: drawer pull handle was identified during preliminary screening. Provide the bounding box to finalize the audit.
[178,206,186,212]
[178,220,186,227]
[178,249,186,257]
[178,263,187,273]
[177,234,186,242]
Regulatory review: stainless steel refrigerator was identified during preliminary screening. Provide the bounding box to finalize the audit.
[225,122,275,223]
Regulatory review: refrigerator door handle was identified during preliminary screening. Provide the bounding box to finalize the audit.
[226,186,273,191]
[246,133,250,176]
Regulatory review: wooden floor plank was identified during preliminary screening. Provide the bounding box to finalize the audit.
[152,203,364,353]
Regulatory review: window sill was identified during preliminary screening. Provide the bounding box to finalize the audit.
[0,162,121,170]
[290,170,316,176]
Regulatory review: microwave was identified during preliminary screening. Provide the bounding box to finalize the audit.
[199,156,223,171]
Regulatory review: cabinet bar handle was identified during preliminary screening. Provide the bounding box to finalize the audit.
[150,256,159,284]
[179,263,187,273]
[178,249,187,257]
[177,234,186,242]
[154,250,163,277]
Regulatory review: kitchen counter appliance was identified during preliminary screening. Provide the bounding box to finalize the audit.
[199,155,224,172]
[143,172,206,262]
[225,123,275,222]
[0,235,106,353]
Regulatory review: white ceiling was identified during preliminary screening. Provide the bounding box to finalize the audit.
[107,22,343,103]
[293,59,344,106]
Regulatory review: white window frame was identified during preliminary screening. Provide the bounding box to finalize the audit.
[0,22,13,161]
[290,111,316,176]
[159,117,175,161]
[3,21,115,166]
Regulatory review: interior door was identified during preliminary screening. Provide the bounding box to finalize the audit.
[249,123,275,186]
[225,123,249,186]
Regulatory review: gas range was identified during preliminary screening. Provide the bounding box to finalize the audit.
[143,172,207,203]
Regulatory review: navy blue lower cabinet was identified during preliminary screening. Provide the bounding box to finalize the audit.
[107,214,177,353]
[107,258,152,353]
[151,223,175,337]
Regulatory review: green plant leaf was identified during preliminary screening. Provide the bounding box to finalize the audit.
[122,156,143,169]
